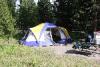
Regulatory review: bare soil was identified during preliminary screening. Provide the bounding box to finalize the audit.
[49,44,100,62]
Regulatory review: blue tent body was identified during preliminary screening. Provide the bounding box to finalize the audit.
[20,23,72,47]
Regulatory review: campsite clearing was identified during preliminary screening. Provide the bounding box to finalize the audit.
[0,43,100,67]
[51,45,100,61]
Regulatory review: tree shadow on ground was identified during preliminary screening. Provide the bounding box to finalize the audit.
[65,50,92,56]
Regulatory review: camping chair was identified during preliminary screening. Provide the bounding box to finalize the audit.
[73,39,91,50]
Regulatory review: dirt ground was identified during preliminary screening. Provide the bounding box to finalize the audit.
[50,44,100,62]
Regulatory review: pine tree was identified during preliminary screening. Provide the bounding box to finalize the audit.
[38,0,53,22]
[55,0,95,31]
[18,0,38,30]
[72,0,95,31]
[55,0,75,31]
[0,0,15,36]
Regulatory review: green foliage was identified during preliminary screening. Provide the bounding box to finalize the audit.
[0,0,99,38]
[55,0,76,30]
[38,0,54,22]
[0,44,99,67]
[72,0,95,31]
[6,0,16,17]
[0,0,15,36]
[55,0,95,31]
[17,0,38,30]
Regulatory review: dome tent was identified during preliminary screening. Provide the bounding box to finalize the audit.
[20,22,71,47]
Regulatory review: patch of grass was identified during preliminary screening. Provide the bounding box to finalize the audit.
[0,37,18,45]
[0,44,100,67]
